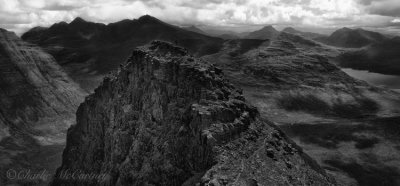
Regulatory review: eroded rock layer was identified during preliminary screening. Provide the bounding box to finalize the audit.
[53,41,334,186]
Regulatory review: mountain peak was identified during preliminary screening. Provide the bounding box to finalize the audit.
[52,40,334,186]
[324,27,385,47]
[70,17,87,25]
[137,14,161,23]
[261,25,277,31]
[338,27,352,32]
[183,25,206,34]
[244,25,279,39]
[283,27,296,32]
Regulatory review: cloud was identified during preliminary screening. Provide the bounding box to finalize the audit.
[359,0,400,17]
[0,0,399,35]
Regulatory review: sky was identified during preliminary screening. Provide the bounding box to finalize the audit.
[1,0,400,35]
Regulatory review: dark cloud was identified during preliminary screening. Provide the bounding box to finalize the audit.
[369,7,400,17]
[358,0,375,5]
[358,0,400,17]
[44,4,80,11]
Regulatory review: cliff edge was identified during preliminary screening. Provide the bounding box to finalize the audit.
[53,41,334,185]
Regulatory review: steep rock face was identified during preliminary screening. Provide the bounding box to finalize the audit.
[52,41,334,185]
[0,28,86,185]
[0,28,85,137]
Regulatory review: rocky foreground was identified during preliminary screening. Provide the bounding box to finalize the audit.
[52,41,335,185]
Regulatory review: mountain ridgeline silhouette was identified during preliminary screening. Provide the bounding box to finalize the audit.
[337,36,400,75]
[244,25,279,39]
[317,27,387,48]
[22,15,223,74]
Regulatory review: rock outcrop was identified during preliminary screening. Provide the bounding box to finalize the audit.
[52,41,334,185]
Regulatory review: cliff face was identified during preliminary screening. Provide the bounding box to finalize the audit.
[53,41,334,185]
[0,28,86,185]
[0,28,85,138]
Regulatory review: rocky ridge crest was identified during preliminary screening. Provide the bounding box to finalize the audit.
[53,41,334,185]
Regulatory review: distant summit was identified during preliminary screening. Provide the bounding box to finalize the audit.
[22,15,223,90]
[183,25,206,35]
[245,25,279,39]
[318,27,387,48]
[137,14,164,24]
[282,27,324,39]
[338,35,400,75]
[69,17,87,24]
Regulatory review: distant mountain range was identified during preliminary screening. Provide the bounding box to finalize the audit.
[244,25,279,39]
[22,15,224,89]
[182,25,207,35]
[337,36,400,75]
[2,14,400,186]
[183,26,241,40]
[22,14,400,80]
[317,27,387,48]
[23,15,224,65]
[282,27,325,39]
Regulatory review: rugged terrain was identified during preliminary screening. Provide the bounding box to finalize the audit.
[18,15,400,185]
[52,41,334,186]
[202,32,400,185]
[0,28,86,185]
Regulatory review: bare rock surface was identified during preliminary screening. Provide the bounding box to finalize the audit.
[52,41,334,185]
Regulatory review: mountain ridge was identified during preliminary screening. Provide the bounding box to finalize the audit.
[51,41,335,185]
[317,27,387,48]
[22,15,224,91]
[244,25,279,39]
